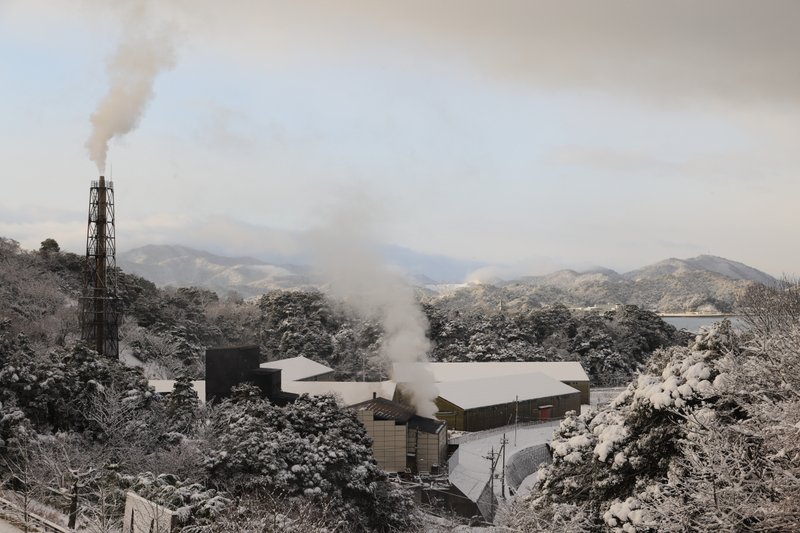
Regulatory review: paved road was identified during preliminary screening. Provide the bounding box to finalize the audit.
[0,518,23,533]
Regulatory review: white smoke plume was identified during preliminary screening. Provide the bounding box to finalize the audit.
[308,197,439,417]
[85,2,176,173]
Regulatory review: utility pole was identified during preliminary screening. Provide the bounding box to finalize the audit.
[514,395,519,447]
[501,433,508,498]
[484,434,511,520]
[483,447,497,517]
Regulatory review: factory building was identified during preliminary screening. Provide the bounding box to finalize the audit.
[432,372,581,432]
[353,397,447,474]
[205,345,298,405]
[393,361,591,404]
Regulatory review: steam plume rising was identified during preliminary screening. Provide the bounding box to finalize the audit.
[85,4,175,173]
[309,199,439,417]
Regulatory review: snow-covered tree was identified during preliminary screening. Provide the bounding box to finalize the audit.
[510,317,800,532]
[164,374,200,435]
[203,385,416,532]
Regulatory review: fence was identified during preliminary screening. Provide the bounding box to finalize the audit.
[449,418,563,445]
[0,495,73,533]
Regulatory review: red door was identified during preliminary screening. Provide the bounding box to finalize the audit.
[539,405,552,421]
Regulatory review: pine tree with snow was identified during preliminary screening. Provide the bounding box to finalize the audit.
[164,374,200,435]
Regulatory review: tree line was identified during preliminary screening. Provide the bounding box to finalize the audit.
[1,236,689,387]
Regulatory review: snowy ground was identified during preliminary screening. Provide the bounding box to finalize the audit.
[0,519,22,533]
[448,420,561,505]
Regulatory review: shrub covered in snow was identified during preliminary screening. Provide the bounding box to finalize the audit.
[203,385,416,532]
[0,324,153,436]
[511,318,800,532]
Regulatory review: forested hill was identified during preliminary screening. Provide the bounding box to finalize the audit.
[1,237,689,386]
[117,243,481,295]
[432,255,776,314]
[118,244,774,313]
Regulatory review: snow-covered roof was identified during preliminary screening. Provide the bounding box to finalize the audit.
[435,372,579,410]
[259,356,334,382]
[281,380,397,406]
[392,361,589,384]
[149,380,206,403]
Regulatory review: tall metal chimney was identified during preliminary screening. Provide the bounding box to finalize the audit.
[79,176,120,358]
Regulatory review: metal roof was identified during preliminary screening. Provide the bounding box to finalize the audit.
[282,380,397,406]
[352,397,415,423]
[392,361,590,383]
[259,356,334,382]
[434,372,579,410]
[408,415,446,434]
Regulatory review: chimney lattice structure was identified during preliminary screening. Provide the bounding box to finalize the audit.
[80,176,120,358]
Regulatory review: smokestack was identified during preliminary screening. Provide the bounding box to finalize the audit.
[79,176,120,358]
[94,176,107,354]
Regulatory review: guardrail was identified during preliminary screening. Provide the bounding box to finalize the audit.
[449,418,563,445]
[0,495,74,533]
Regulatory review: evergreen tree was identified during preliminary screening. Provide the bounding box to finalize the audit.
[164,375,200,435]
[203,385,415,532]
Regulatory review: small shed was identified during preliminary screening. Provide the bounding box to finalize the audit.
[353,397,447,473]
[433,372,581,432]
[259,356,335,382]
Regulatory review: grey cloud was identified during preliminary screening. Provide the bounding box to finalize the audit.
[163,0,800,108]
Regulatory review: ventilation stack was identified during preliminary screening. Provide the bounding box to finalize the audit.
[79,176,120,358]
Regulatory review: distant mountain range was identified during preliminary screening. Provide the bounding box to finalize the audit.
[117,244,481,297]
[430,256,776,314]
[118,245,776,312]
[118,245,314,296]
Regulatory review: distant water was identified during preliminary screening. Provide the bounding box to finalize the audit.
[662,315,746,333]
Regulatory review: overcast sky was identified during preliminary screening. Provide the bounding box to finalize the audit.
[1,0,798,277]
